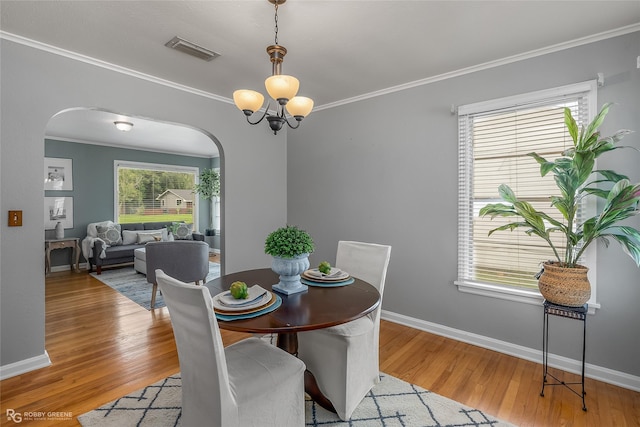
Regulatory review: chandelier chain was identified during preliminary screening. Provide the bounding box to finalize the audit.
[273,3,279,45]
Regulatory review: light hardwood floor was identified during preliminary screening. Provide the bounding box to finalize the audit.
[1,267,638,427]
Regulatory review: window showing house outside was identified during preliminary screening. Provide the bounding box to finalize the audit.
[456,81,597,302]
[115,160,198,226]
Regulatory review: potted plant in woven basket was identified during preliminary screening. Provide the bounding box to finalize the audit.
[265,225,315,295]
[480,103,640,307]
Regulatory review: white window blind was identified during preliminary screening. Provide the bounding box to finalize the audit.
[457,81,597,295]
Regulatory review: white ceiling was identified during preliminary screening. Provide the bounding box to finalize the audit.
[46,108,219,158]
[2,1,639,157]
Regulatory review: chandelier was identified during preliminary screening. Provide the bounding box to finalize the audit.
[233,0,314,135]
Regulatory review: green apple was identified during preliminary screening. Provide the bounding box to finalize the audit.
[230,281,249,299]
[318,261,331,275]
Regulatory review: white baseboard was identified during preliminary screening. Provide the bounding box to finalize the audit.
[49,262,89,273]
[0,351,51,380]
[381,310,640,392]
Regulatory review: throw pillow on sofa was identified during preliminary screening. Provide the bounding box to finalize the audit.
[135,229,168,244]
[97,224,122,246]
[172,222,194,240]
[122,229,139,245]
[137,232,162,243]
[88,220,115,237]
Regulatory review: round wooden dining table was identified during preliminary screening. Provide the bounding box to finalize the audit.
[204,267,381,413]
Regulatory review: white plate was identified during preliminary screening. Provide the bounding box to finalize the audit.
[214,293,277,315]
[217,284,268,306]
[303,268,350,281]
[213,289,271,312]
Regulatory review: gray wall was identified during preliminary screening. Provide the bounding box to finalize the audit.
[288,32,640,376]
[45,139,218,267]
[1,39,287,370]
[2,29,638,384]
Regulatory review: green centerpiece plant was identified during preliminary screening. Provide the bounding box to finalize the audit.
[479,103,640,306]
[264,225,315,258]
[265,225,315,295]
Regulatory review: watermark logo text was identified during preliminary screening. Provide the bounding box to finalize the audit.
[6,409,73,423]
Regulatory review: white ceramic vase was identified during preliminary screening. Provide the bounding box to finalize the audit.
[271,253,309,295]
[55,221,64,239]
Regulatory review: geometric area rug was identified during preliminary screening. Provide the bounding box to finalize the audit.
[77,372,516,427]
[90,262,220,311]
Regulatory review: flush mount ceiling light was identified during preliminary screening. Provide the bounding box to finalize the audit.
[233,0,314,135]
[114,121,134,132]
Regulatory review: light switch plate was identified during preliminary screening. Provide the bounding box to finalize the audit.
[8,210,22,226]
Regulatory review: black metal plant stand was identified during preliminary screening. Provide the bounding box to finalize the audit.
[540,300,588,411]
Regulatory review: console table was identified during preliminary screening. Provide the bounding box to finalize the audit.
[45,238,80,274]
[540,300,588,411]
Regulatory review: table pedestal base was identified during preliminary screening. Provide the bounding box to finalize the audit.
[277,332,337,414]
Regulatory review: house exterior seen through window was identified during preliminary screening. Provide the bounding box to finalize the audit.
[115,160,198,227]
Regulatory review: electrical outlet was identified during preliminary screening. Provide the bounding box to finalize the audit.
[8,210,22,226]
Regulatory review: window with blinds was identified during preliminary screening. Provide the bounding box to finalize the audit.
[457,81,597,293]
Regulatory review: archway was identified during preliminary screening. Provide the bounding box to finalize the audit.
[44,107,225,271]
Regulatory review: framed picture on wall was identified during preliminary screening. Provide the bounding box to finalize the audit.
[44,197,74,229]
[44,157,73,190]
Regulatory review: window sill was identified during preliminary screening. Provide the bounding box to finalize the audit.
[454,280,599,315]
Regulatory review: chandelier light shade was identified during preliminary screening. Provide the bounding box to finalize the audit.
[233,0,313,135]
[286,96,314,118]
[265,74,299,103]
[233,90,265,113]
[114,121,134,132]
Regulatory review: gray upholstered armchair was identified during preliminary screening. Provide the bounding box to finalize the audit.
[145,241,210,309]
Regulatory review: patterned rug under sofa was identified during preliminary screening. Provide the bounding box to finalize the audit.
[78,372,516,426]
[90,262,221,310]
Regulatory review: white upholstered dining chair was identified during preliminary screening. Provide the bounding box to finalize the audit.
[297,240,392,420]
[155,270,306,427]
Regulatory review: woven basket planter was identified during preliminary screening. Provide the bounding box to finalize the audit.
[538,261,590,307]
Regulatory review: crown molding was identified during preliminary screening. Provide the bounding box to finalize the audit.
[0,31,233,106]
[3,23,639,112]
[315,23,640,111]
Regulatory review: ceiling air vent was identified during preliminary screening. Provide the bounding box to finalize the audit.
[165,36,220,62]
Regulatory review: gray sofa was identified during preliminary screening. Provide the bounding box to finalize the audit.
[88,221,204,274]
